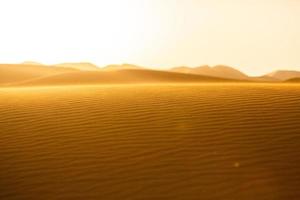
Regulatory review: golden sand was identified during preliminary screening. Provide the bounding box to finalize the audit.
[0,84,299,199]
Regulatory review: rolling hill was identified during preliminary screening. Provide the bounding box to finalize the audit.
[2,63,298,86]
[285,78,300,83]
[102,64,142,71]
[266,70,300,80]
[171,65,249,80]
[13,69,236,86]
[0,64,77,85]
[54,62,100,71]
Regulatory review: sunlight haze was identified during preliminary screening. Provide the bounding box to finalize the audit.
[0,0,299,75]
[1,1,300,199]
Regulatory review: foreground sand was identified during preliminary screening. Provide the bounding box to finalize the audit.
[0,83,300,199]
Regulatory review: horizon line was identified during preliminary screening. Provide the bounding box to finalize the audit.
[1,61,299,77]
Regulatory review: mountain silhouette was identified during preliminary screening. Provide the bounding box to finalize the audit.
[102,64,142,71]
[21,61,44,65]
[171,65,248,80]
[285,77,300,83]
[1,62,299,86]
[54,62,100,71]
[0,64,76,85]
[266,70,300,80]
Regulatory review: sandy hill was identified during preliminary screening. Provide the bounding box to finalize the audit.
[3,63,295,86]
[14,69,237,86]
[266,70,300,81]
[248,75,280,82]
[0,64,77,85]
[171,65,249,80]
[102,64,142,71]
[21,61,44,65]
[285,78,300,83]
[54,62,100,71]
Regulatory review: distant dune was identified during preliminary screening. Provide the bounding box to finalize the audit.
[102,64,142,71]
[0,64,76,85]
[171,65,249,80]
[266,70,300,80]
[54,62,100,71]
[248,75,281,82]
[21,61,45,65]
[285,78,300,83]
[1,63,299,86]
[16,69,235,86]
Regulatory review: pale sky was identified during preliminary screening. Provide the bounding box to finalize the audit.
[0,0,299,75]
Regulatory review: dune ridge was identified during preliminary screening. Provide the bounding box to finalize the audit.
[0,63,299,87]
[285,77,300,83]
[102,64,142,71]
[267,70,300,80]
[171,65,249,80]
[0,64,77,85]
[54,62,100,71]
[14,69,235,86]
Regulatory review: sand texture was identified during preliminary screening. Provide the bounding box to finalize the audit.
[0,84,300,199]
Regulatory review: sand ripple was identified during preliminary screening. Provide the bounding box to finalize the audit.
[0,84,300,199]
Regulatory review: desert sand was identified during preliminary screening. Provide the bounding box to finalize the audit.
[0,64,77,85]
[266,70,300,80]
[285,78,300,83]
[0,83,300,200]
[0,64,237,86]
[1,64,300,86]
[16,70,236,86]
[171,65,249,80]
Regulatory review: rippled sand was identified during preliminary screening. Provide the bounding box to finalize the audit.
[0,84,300,199]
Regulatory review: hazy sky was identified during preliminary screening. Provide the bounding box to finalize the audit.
[0,0,299,75]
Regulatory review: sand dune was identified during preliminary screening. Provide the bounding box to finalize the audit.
[266,70,300,80]
[54,62,100,71]
[1,63,298,87]
[0,64,77,85]
[1,63,299,86]
[1,64,237,86]
[285,78,300,83]
[21,61,45,65]
[0,84,299,199]
[12,69,235,86]
[171,65,249,80]
[102,63,142,71]
[249,75,280,82]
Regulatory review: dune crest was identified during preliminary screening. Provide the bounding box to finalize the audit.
[285,77,300,83]
[0,64,76,85]
[266,70,300,80]
[171,65,248,80]
[102,64,142,71]
[21,61,45,65]
[15,69,235,86]
[54,62,100,71]
[1,62,299,86]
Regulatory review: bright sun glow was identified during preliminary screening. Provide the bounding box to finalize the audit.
[0,0,158,65]
[0,0,299,75]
